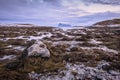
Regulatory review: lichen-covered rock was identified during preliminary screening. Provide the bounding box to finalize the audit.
[27,41,50,58]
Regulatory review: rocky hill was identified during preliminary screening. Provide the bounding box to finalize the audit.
[93,19,120,27]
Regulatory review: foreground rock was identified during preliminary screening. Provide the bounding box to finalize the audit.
[27,40,50,58]
[29,63,120,80]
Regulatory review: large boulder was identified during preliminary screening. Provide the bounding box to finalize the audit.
[27,41,50,58]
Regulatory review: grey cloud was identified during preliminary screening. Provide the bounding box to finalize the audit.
[83,0,120,5]
[0,0,120,26]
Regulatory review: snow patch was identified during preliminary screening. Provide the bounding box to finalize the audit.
[81,46,118,54]
[7,45,26,51]
[88,39,102,45]
[0,55,16,60]
[4,32,52,41]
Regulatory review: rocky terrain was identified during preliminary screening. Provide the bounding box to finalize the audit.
[93,19,120,27]
[0,25,120,80]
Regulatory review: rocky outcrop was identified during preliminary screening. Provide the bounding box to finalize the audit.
[27,41,50,58]
[29,63,120,80]
[93,19,120,27]
[94,19,120,25]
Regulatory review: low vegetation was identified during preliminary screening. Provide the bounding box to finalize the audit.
[0,26,120,80]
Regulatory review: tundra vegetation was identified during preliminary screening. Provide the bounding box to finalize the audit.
[0,26,120,80]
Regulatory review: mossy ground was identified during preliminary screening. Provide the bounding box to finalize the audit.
[0,27,120,80]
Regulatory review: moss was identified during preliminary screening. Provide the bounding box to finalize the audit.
[0,41,8,47]
[16,56,65,73]
[7,39,27,46]
[42,60,65,72]
[0,71,30,80]
[61,36,73,41]
[110,61,120,71]
[0,49,21,56]
[63,52,94,63]
[86,60,98,67]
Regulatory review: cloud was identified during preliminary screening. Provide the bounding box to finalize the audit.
[82,0,120,5]
[61,0,120,13]
[0,0,120,26]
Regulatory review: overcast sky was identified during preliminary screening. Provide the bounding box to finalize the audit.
[0,0,120,26]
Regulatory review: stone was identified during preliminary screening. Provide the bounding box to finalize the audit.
[27,41,50,58]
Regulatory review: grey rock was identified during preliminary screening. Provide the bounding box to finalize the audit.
[27,41,50,58]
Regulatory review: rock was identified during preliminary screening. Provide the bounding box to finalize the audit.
[70,47,79,52]
[29,62,120,80]
[109,70,120,76]
[6,60,22,70]
[27,41,50,58]
[97,60,110,71]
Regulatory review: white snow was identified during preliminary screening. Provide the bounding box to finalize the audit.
[13,46,26,51]
[88,39,102,44]
[80,46,118,54]
[60,27,85,31]
[72,30,87,35]
[60,27,73,31]
[7,45,26,51]
[107,24,120,27]
[52,41,83,46]
[3,32,52,41]
[0,55,16,60]
[93,24,120,27]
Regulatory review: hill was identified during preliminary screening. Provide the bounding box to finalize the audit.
[93,19,120,27]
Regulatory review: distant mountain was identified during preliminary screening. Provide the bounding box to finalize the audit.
[93,18,120,27]
[58,23,72,27]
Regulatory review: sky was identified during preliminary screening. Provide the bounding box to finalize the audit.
[0,0,120,26]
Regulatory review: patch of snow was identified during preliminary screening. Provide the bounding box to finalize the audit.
[88,39,102,45]
[86,28,95,31]
[60,27,85,31]
[109,70,120,76]
[97,60,110,70]
[7,45,26,51]
[13,46,26,51]
[52,41,83,46]
[99,46,118,54]
[4,32,52,41]
[0,55,16,60]
[93,24,120,27]
[60,27,73,31]
[105,32,114,35]
[80,46,118,54]
[72,30,87,35]
[107,24,120,27]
